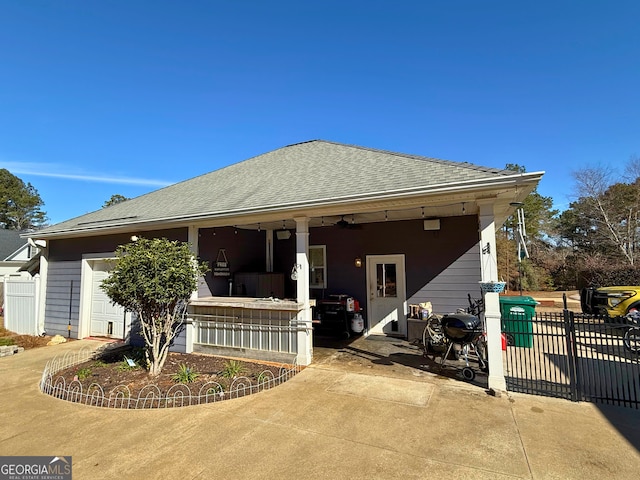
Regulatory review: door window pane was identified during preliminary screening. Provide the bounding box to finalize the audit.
[309,245,326,288]
[376,263,397,297]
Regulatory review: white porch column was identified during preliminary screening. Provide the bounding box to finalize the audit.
[294,217,313,365]
[186,225,199,354]
[266,229,274,272]
[36,244,48,336]
[477,201,507,392]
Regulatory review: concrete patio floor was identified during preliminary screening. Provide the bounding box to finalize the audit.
[1,336,639,479]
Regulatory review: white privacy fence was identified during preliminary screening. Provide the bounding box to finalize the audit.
[3,274,40,335]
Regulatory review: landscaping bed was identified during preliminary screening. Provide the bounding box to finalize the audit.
[53,346,289,403]
[0,317,51,350]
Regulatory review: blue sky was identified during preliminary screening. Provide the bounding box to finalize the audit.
[1,1,638,225]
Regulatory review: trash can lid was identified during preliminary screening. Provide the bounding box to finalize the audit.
[499,295,539,306]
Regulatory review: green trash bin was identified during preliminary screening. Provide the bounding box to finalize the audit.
[499,296,538,348]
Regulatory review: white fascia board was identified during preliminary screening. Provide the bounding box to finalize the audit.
[32,171,544,239]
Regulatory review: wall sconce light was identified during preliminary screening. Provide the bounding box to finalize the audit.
[354,257,362,268]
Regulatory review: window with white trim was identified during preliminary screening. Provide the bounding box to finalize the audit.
[309,245,326,289]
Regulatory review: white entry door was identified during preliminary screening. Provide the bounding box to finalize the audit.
[90,261,125,338]
[366,254,407,336]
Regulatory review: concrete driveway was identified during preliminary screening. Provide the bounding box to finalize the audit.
[1,337,639,479]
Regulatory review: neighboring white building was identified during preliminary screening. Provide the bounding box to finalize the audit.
[0,230,39,278]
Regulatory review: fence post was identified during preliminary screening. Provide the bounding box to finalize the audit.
[563,305,579,402]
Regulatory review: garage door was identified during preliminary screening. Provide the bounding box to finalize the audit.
[90,261,125,338]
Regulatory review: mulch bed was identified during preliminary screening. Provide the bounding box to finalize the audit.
[1,317,53,349]
[54,346,288,402]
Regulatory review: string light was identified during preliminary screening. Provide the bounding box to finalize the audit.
[221,204,477,234]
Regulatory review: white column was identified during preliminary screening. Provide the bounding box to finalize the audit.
[478,200,498,282]
[477,201,506,392]
[485,292,506,391]
[36,245,48,336]
[294,217,313,365]
[266,229,274,272]
[186,225,199,354]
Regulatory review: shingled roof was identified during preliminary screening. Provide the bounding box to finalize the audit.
[0,229,26,260]
[35,140,540,237]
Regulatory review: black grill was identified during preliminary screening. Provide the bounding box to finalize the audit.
[441,313,482,343]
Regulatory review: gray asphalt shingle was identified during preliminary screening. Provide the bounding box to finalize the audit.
[37,140,517,235]
[0,229,25,260]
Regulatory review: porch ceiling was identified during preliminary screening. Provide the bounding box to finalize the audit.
[227,182,531,232]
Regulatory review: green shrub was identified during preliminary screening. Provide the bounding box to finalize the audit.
[221,359,246,379]
[100,237,209,377]
[0,337,16,346]
[172,364,200,383]
[76,367,92,380]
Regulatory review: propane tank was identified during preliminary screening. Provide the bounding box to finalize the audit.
[351,313,365,333]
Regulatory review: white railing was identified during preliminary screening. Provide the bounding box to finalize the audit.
[191,314,309,355]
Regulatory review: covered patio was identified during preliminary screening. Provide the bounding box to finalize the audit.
[30,140,543,393]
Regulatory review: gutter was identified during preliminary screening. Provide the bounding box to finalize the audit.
[30,171,544,239]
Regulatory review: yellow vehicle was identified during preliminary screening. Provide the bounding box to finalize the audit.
[580,286,640,318]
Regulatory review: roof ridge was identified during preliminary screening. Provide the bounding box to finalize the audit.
[293,140,512,175]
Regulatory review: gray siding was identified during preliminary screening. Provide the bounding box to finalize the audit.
[171,326,187,353]
[44,260,81,337]
[407,244,481,314]
[128,313,187,353]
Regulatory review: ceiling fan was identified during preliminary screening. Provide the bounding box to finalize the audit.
[336,215,362,229]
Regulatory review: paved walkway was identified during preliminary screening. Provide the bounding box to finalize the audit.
[1,338,639,479]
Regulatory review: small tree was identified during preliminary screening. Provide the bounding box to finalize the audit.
[103,194,129,208]
[101,237,209,376]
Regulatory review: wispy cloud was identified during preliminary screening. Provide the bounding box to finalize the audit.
[0,161,172,187]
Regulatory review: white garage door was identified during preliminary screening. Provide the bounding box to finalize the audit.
[91,261,125,338]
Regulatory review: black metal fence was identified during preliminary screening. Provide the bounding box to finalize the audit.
[503,310,640,409]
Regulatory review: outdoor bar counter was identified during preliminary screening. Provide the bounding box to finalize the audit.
[187,296,313,363]
[189,296,312,311]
